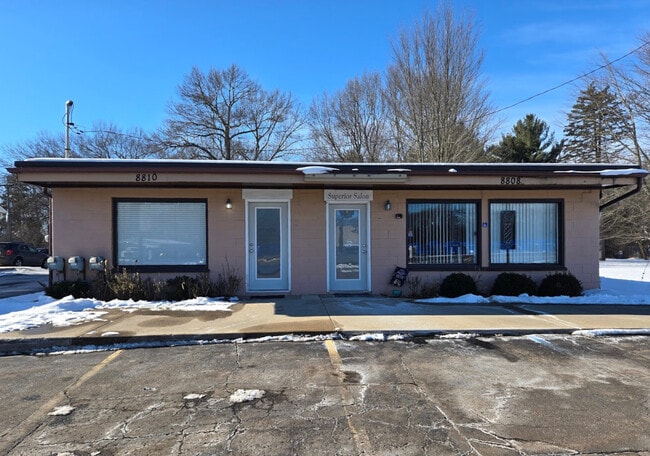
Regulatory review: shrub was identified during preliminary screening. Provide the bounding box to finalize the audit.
[164,275,201,301]
[44,280,90,299]
[81,261,244,302]
[406,275,438,299]
[212,262,243,298]
[490,272,537,296]
[90,269,164,302]
[537,272,583,297]
[439,273,478,298]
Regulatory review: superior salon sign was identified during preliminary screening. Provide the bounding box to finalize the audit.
[324,190,374,202]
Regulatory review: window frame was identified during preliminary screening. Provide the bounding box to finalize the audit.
[488,199,564,270]
[406,199,481,271]
[112,198,209,273]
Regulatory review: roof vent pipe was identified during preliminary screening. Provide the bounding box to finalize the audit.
[64,100,74,158]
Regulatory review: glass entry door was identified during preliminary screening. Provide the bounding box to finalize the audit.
[328,203,369,292]
[247,202,289,292]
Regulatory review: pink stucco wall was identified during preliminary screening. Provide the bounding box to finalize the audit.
[50,187,602,294]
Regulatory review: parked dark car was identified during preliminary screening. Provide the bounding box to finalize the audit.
[0,242,48,267]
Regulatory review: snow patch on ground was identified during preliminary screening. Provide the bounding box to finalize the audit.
[416,259,650,306]
[229,389,265,403]
[0,295,234,333]
[0,259,648,335]
[183,393,206,400]
[572,328,650,337]
[48,405,75,416]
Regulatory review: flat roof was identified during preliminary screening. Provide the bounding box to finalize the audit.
[9,158,647,191]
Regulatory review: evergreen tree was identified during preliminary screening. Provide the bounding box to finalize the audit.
[563,82,627,163]
[0,175,49,246]
[487,114,562,163]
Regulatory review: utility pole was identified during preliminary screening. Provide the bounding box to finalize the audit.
[64,100,73,158]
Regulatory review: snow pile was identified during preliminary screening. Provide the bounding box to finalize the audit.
[183,393,206,400]
[296,166,339,175]
[48,405,75,416]
[229,389,265,403]
[0,295,234,333]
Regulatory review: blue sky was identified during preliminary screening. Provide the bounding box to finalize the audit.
[1,0,648,155]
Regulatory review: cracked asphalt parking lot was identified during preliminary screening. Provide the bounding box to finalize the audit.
[0,335,648,455]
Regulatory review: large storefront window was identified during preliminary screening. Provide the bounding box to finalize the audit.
[407,201,478,267]
[489,201,561,265]
[114,199,207,271]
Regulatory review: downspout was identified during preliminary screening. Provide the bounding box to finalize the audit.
[599,176,644,212]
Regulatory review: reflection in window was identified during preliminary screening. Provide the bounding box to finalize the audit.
[256,208,281,279]
[335,209,360,279]
[407,202,478,267]
[490,201,560,264]
[116,200,207,267]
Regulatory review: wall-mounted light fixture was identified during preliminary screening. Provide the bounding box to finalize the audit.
[226,198,232,209]
[384,200,392,211]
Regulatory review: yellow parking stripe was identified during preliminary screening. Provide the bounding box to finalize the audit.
[324,339,371,453]
[325,339,342,365]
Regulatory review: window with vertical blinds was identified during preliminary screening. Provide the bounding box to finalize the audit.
[489,201,560,265]
[115,200,207,269]
[407,201,479,267]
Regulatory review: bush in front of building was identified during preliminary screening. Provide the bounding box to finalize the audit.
[406,275,438,299]
[90,269,163,302]
[537,272,583,297]
[212,262,243,298]
[44,267,243,302]
[164,275,204,301]
[44,280,90,299]
[490,272,537,296]
[439,273,479,298]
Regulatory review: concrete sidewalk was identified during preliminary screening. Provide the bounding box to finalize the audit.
[1,294,650,355]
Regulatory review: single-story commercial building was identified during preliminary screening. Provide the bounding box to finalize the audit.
[9,158,647,295]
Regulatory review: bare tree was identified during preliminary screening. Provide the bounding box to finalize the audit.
[596,35,650,167]
[75,122,161,159]
[1,132,65,168]
[385,3,494,162]
[0,135,57,246]
[308,72,392,162]
[162,65,303,161]
[595,35,650,258]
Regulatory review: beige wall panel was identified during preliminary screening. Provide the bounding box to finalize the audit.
[290,190,327,294]
[50,186,602,294]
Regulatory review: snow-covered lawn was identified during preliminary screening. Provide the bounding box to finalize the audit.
[0,259,648,334]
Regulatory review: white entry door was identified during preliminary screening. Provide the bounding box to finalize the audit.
[247,202,289,292]
[328,203,370,292]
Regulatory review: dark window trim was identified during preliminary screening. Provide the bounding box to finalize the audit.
[406,199,481,270]
[112,198,209,273]
[488,199,564,268]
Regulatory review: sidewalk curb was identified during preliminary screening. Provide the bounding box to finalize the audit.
[3,328,649,356]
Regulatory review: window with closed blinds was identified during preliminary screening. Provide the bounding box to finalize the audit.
[407,201,479,267]
[490,201,560,264]
[115,200,207,268]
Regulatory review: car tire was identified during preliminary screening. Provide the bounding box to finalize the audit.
[14,257,23,266]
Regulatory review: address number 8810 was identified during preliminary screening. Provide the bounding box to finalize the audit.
[135,173,158,182]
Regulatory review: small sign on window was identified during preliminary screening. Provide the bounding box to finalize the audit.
[500,210,516,250]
